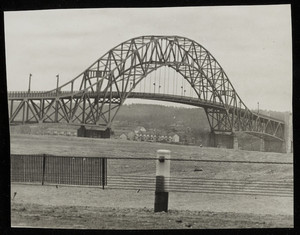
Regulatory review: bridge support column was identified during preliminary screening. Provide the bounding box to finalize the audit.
[265,139,285,153]
[260,138,285,153]
[233,135,239,150]
[283,112,293,153]
[77,126,111,138]
[260,138,265,152]
[77,126,86,137]
[209,132,216,147]
[209,132,238,149]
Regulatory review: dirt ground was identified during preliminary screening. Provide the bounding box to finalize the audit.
[11,202,293,229]
[10,134,294,229]
[10,184,293,229]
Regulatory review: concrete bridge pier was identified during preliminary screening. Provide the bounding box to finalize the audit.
[259,112,293,153]
[209,132,238,150]
[77,126,111,138]
[260,138,265,152]
[283,112,293,153]
[259,138,286,153]
[233,135,239,150]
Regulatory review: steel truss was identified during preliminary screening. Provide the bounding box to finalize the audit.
[7,36,285,140]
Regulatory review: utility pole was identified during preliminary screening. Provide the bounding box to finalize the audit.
[56,74,59,94]
[28,73,32,93]
[257,101,259,114]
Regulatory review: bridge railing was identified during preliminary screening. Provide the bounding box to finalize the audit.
[7,91,75,98]
[7,90,221,105]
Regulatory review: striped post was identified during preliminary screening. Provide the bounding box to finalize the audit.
[154,150,171,213]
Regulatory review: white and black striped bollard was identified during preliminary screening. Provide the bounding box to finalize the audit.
[154,149,171,213]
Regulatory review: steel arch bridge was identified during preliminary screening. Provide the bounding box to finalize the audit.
[8,35,285,143]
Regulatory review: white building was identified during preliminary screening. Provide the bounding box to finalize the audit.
[171,134,180,143]
[120,133,128,140]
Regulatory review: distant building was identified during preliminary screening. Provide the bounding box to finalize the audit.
[77,126,110,138]
[115,126,183,144]
[134,126,146,133]
[171,134,180,143]
[120,133,128,140]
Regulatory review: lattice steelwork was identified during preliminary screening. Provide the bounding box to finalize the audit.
[7,35,285,140]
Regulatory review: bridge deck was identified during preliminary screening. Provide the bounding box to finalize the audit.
[7,91,285,124]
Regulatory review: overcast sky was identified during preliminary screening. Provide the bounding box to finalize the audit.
[4,5,292,112]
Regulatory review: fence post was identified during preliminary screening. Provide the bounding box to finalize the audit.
[102,158,106,189]
[42,154,46,185]
[154,150,171,213]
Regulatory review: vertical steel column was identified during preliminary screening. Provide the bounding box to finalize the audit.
[39,99,44,122]
[108,78,112,124]
[56,74,60,94]
[55,99,59,123]
[28,74,32,92]
[70,82,74,120]
[22,101,26,124]
[55,75,60,122]
[82,73,87,124]
[10,100,13,118]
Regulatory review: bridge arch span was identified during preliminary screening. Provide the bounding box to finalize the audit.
[50,36,241,109]
[49,36,247,129]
